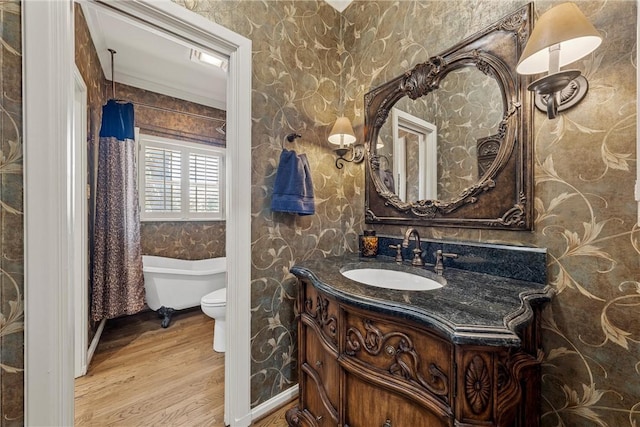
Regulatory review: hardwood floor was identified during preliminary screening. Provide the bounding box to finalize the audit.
[251,401,295,427]
[75,308,293,426]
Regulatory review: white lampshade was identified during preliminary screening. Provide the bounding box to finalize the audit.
[328,116,356,146]
[517,2,602,75]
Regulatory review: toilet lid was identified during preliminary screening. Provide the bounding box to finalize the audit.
[202,287,226,305]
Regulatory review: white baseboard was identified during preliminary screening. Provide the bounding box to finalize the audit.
[250,385,299,422]
[86,318,107,368]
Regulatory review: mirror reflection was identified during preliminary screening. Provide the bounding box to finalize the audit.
[364,3,534,230]
[375,66,503,203]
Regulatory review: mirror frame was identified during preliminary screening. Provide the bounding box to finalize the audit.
[364,4,534,230]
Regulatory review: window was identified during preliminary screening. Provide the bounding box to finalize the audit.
[138,133,225,221]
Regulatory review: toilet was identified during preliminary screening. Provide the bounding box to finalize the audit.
[200,287,226,352]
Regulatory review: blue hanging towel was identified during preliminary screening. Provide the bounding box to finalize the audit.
[100,99,135,140]
[271,149,315,215]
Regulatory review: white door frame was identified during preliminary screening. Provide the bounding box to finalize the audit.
[391,108,438,201]
[23,1,253,426]
[72,65,88,379]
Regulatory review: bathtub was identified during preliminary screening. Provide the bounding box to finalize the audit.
[142,255,226,327]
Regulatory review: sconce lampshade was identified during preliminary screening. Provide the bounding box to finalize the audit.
[328,116,356,146]
[516,2,602,75]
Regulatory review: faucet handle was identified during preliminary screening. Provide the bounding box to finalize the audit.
[436,249,458,259]
[389,244,403,263]
[434,250,458,275]
[442,251,458,260]
[411,247,424,266]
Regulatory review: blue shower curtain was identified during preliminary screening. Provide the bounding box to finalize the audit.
[91,99,145,321]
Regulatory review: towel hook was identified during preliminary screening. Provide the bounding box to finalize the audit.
[282,133,301,149]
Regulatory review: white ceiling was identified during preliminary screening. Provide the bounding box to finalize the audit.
[325,0,353,13]
[81,0,353,110]
[81,3,227,110]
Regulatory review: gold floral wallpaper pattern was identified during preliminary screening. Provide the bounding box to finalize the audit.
[0,0,22,424]
[345,1,638,426]
[436,66,503,201]
[175,1,639,422]
[1,0,637,424]
[140,221,226,260]
[173,0,364,405]
[109,81,226,147]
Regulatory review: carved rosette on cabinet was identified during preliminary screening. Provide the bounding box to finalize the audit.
[452,346,543,426]
[464,355,492,415]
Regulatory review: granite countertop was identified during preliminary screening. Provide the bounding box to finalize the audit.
[291,254,554,347]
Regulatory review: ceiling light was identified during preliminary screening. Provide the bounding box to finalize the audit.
[191,49,228,71]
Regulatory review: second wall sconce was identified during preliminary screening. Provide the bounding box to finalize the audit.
[516,2,602,119]
[328,116,364,169]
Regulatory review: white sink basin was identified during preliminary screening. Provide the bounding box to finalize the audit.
[341,268,443,291]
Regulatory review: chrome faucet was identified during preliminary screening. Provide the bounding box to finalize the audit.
[434,249,458,275]
[402,228,424,266]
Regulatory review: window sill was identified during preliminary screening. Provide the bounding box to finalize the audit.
[141,218,226,222]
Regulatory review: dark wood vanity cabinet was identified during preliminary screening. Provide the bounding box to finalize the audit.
[286,278,544,427]
[291,281,341,427]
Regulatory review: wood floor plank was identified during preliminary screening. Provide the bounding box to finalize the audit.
[252,401,296,427]
[75,308,292,426]
[75,309,225,426]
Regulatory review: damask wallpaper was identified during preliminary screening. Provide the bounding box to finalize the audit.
[344,1,638,426]
[0,1,22,424]
[1,0,636,424]
[173,0,363,405]
[176,1,639,422]
[110,81,226,147]
[140,221,226,260]
[436,66,502,200]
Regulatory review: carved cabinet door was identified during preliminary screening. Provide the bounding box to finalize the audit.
[343,373,452,427]
[294,280,341,426]
[299,324,340,426]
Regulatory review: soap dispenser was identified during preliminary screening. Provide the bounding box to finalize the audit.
[360,230,379,258]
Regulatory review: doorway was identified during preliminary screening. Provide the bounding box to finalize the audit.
[23,1,252,425]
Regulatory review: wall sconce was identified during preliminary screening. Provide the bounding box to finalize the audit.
[328,116,364,169]
[516,2,602,119]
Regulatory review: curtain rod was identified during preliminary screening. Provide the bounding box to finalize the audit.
[132,101,226,122]
[106,49,224,123]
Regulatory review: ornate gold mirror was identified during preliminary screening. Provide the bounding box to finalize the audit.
[365,4,534,230]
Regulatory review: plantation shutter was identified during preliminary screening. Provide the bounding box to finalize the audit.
[189,152,221,214]
[139,133,225,221]
[143,145,181,213]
